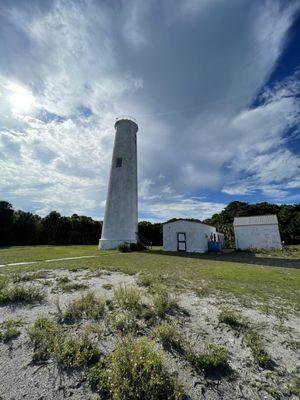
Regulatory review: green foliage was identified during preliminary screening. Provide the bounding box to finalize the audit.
[118,243,130,252]
[137,273,153,288]
[88,336,184,399]
[0,319,22,343]
[63,291,106,322]
[29,316,99,367]
[0,284,44,304]
[110,310,139,334]
[218,308,245,330]
[12,271,48,283]
[245,330,273,368]
[57,336,100,368]
[153,322,185,354]
[152,288,178,318]
[29,317,60,362]
[113,285,142,312]
[102,283,113,290]
[190,344,230,375]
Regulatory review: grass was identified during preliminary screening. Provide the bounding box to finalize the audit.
[153,322,185,354]
[0,283,44,304]
[29,316,99,367]
[1,245,300,313]
[152,288,179,318]
[102,283,113,290]
[113,284,142,312]
[218,308,245,330]
[87,336,185,400]
[0,319,22,343]
[61,291,106,322]
[190,344,230,376]
[12,271,48,283]
[244,330,273,368]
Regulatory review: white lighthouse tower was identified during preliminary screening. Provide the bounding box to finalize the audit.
[99,117,138,250]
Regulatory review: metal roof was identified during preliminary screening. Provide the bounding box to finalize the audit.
[233,214,279,226]
[163,218,215,228]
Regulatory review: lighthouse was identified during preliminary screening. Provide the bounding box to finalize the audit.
[99,117,138,250]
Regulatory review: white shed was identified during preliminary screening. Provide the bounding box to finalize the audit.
[233,215,282,250]
[163,219,221,253]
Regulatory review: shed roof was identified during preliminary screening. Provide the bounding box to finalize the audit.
[163,218,214,228]
[233,214,278,226]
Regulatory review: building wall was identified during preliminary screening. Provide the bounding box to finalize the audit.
[99,119,138,250]
[234,224,282,250]
[163,220,216,253]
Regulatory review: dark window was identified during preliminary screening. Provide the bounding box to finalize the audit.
[116,157,122,167]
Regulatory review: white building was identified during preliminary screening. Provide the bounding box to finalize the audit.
[233,215,282,250]
[99,117,138,250]
[163,219,224,253]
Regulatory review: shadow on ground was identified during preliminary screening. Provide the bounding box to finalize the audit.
[147,249,300,270]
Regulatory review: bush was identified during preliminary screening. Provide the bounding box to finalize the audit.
[29,316,100,367]
[63,291,106,322]
[113,285,142,312]
[152,288,178,318]
[88,336,185,399]
[245,330,273,368]
[0,319,22,343]
[0,284,44,304]
[218,308,245,331]
[153,322,185,354]
[190,344,230,375]
[118,243,130,252]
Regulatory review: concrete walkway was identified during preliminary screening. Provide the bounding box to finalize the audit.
[0,254,113,268]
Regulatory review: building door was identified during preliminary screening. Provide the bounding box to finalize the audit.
[177,232,186,252]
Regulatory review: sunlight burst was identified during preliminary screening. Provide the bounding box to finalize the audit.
[5,81,36,112]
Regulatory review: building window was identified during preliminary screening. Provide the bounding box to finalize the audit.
[116,157,122,167]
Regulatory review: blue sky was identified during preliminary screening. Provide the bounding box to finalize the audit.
[0,0,299,221]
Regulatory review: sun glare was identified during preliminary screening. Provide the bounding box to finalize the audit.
[5,81,36,112]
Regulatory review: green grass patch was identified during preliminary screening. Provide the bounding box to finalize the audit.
[62,291,106,322]
[0,319,22,343]
[102,283,113,290]
[29,316,99,367]
[153,322,185,354]
[113,285,142,312]
[190,344,230,376]
[0,283,44,304]
[218,308,245,331]
[152,288,179,318]
[244,330,273,368]
[88,336,185,399]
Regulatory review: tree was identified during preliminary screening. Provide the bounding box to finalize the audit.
[0,201,14,246]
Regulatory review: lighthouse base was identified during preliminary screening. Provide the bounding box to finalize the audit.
[98,238,137,250]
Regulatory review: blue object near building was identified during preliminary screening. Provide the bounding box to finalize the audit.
[208,241,222,252]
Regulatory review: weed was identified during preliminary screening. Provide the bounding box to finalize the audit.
[63,291,106,322]
[245,330,273,368]
[102,283,113,290]
[137,273,153,288]
[29,316,99,367]
[0,284,44,304]
[110,310,139,334]
[12,271,48,283]
[287,375,300,396]
[153,322,185,354]
[0,319,22,343]
[152,288,178,318]
[88,336,185,399]
[29,317,60,362]
[190,344,230,376]
[57,335,100,368]
[218,308,245,331]
[56,276,71,284]
[194,286,209,297]
[113,285,142,312]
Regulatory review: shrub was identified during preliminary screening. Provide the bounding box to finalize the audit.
[118,243,130,253]
[152,288,178,318]
[0,284,44,304]
[88,336,185,399]
[153,322,185,354]
[113,285,141,312]
[57,335,100,368]
[218,308,245,331]
[245,330,273,368]
[110,310,139,334]
[63,291,106,322]
[29,317,60,362]
[190,344,230,376]
[29,317,100,368]
[0,319,22,343]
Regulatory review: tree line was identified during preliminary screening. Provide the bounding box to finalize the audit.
[0,200,299,247]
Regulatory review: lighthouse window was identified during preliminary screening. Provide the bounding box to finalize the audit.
[116,157,122,167]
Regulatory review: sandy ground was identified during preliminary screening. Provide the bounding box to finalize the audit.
[0,269,299,400]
